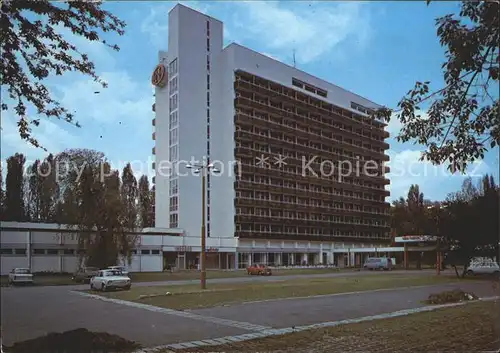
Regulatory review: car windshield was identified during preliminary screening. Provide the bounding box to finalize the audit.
[15,269,30,274]
[105,270,122,276]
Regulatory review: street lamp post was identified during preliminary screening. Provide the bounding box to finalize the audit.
[186,161,219,289]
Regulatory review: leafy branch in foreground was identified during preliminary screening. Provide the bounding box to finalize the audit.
[375,1,499,172]
[0,0,125,149]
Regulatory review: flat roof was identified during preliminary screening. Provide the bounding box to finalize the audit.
[0,222,184,236]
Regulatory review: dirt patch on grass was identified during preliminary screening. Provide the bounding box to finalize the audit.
[170,300,500,352]
[425,289,478,304]
[3,328,141,353]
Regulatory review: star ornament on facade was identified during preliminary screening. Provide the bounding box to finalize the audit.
[274,154,287,168]
[255,154,270,168]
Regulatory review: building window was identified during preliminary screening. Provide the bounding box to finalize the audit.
[33,249,45,255]
[151,249,160,255]
[292,78,304,89]
[207,20,210,30]
[141,249,150,255]
[169,111,178,127]
[63,249,75,255]
[0,248,12,255]
[169,94,178,112]
[14,248,26,255]
[170,196,178,211]
[206,38,210,51]
[317,89,327,97]
[169,76,178,95]
[169,213,178,227]
[169,128,178,144]
[207,109,210,118]
[169,178,178,194]
[169,145,178,161]
[169,58,178,76]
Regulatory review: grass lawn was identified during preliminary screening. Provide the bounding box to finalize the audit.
[93,274,461,310]
[170,300,500,352]
[0,267,344,287]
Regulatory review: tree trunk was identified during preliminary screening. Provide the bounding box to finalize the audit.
[461,262,469,278]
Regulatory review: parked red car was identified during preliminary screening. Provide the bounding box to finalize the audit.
[247,264,272,276]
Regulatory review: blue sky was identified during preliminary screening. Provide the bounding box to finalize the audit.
[1,1,498,202]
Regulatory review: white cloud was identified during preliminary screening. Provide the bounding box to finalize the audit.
[0,111,79,163]
[140,2,371,63]
[386,110,429,138]
[55,71,151,126]
[386,148,491,200]
[232,1,371,63]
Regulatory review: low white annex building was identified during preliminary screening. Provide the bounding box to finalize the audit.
[0,221,401,275]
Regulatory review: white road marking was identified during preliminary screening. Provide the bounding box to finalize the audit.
[72,291,271,332]
[238,281,465,306]
[133,296,500,352]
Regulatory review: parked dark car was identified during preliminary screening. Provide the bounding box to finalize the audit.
[72,267,99,283]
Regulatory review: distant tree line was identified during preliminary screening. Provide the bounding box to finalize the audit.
[391,176,499,277]
[0,149,155,268]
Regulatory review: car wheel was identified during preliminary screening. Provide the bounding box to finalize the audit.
[101,283,106,292]
[466,270,474,276]
[124,285,131,291]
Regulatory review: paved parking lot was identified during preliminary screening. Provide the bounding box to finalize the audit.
[2,271,497,348]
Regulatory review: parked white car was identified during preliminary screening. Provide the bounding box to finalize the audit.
[90,269,131,291]
[466,260,500,276]
[8,268,34,285]
[107,266,129,276]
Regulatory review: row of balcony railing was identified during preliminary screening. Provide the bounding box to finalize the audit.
[234,74,388,131]
[236,188,388,206]
[235,229,387,239]
[235,199,389,214]
[237,161,389,185]
[235,212,389,227]
[235,143,390,176]
[236,194,388,208]
[234,100,388,157]
[234,76,388,132]
[234,102,388,148]
[236,176,389,195]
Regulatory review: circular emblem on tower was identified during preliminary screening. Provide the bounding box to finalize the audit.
[151,64,167,87]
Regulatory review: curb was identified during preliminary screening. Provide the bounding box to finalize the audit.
[133,296,500,353]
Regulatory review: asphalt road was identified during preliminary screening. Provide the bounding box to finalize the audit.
[191,281,500,328]
[68,269,438,291]
[2,271,498,348]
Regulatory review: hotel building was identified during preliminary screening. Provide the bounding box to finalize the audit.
[151,4,391,269]
[0,4,394,275]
